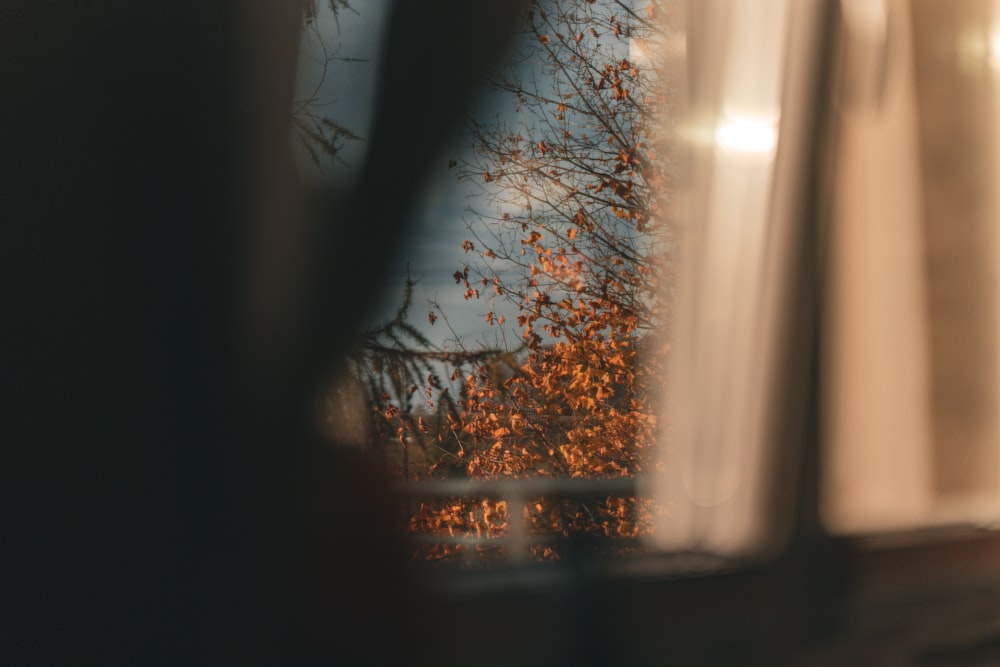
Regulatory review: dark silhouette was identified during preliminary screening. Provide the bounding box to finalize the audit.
[2,1,524,663]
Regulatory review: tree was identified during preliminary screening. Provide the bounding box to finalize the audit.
[294,0,365,170]
[332,276,510,480]
[395,0,673,562]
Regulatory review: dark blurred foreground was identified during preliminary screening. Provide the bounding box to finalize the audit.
[6,2,1000,666]
[1,1,523,663]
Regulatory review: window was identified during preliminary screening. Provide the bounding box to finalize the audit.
[294,0,1000,575]
[290,0,1000,663]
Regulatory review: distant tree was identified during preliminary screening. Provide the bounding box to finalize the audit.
[453,0,670,471]
[401,0,673,562]
[333,277,509,480]
[299,0,672,563]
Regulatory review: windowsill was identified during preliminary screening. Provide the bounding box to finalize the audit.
[408,547,747,597]
[404,524,1000,665]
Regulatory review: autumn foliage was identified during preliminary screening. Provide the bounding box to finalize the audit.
[352,0,672,564]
